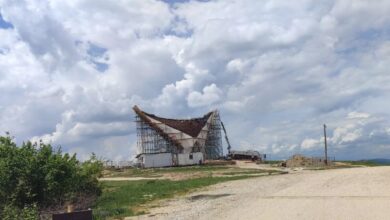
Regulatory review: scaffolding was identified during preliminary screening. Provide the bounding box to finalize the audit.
[204,111,223,159]
[134,105,224,160]
[135,115,177,154]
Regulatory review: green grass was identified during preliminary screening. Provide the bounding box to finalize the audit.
[93,175,257,219]
[104,165,230,178]
[303,160,390,170]
[338,160,386,167]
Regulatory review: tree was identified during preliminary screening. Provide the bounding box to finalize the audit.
[0,134,103,219]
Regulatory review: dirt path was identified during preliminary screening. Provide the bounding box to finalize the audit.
[233,160,282,171]
[130,166,390,220]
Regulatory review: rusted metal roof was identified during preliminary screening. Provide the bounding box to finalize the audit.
[133,105,212,138]
[143,112,212,137]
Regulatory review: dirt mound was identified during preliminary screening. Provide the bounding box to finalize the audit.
[286,154,331,167]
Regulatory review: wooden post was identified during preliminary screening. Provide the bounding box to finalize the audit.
[323,124,328,166]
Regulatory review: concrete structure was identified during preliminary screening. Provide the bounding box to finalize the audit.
[133,105,223,168]
[136,152,204,168]
[137,153,173,168]
[177,152,204,166]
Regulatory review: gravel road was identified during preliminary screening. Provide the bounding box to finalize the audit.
[131,166,390,220]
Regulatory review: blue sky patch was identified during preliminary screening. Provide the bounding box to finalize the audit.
[163,16,193,38]
[92,61,109,72]
[87,42,109,72]
[87,43,107,58]
[0,48,9,55]
[0,13,13,29]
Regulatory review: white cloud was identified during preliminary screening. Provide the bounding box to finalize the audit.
[347,112,370,119]
[332,124,362,145]
[301,138,321,150]
[1,0,390,160]
[187,83,222,107]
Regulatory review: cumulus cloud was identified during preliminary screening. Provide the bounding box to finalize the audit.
[1,0,390,160]
[301,139,321,150]
[347,112,370,119]
[187,83,222,107]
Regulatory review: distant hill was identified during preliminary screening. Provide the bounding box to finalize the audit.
[350,158,390,166]
[364,158,390,165]
[340,159,390,166]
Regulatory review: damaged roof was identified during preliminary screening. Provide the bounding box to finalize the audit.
[133,105,213,138]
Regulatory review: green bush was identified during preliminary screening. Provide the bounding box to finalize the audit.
[2,204,39,220]
[0,133,103,217]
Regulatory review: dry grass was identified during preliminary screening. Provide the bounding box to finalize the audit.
[103,165,281,181]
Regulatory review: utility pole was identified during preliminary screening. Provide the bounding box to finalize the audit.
[323,124,328,166]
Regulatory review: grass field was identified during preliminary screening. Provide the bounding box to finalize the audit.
[338,160,390,167]
[102,165,278,179]
[102,165,230,178]
[93,175,261,219]
[302,160,390,170]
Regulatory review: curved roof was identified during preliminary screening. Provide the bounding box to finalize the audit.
[133,105,213,138]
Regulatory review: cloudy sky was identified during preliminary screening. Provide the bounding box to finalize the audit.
[1,0,390,161]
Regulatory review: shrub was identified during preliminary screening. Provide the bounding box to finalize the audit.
[1,204,39,220]
[0,133,103,217]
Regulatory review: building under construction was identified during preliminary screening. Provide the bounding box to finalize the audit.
[133,105,224,168]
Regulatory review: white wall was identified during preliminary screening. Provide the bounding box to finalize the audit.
[139,152,204,168]
[141,153,173,168]
[177,152,204,166]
